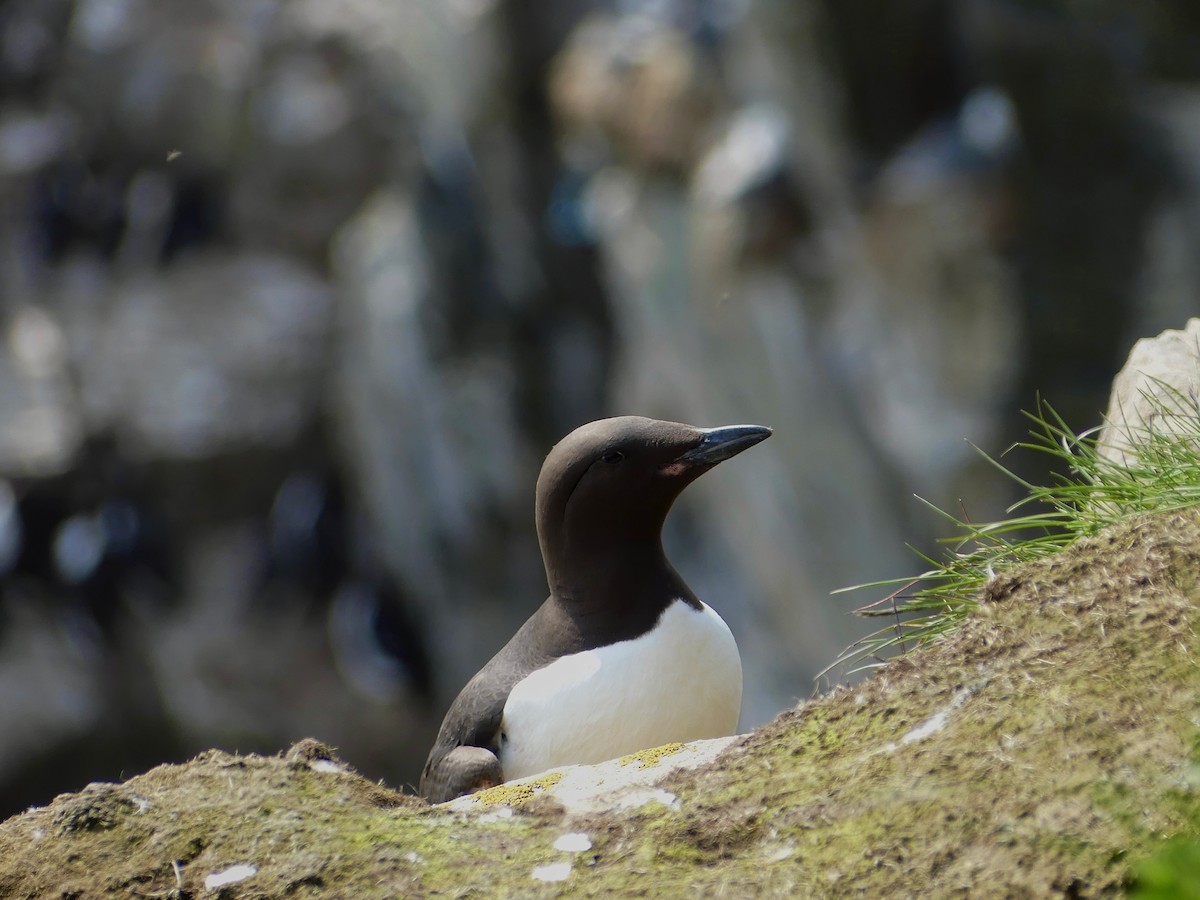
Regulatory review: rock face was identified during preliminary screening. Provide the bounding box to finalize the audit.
[1099,318,1200,466]
[0,508,1196,896]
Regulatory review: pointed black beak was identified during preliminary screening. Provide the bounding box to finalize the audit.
[677,424,773,466]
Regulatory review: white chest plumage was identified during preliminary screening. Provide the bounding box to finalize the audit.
[497,599,742,781]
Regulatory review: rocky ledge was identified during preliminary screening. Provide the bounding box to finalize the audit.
[0,507,1197,896]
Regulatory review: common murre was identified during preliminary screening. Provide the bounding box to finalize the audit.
[419,416,772,803]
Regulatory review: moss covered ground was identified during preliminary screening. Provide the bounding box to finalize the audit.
[0,510,1197,897]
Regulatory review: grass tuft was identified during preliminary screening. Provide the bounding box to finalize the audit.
[827,384,1200,677]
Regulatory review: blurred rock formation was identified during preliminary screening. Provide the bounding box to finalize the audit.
[0,0,1196,815]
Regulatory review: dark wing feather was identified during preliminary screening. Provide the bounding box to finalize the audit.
[418,665,511,802]
[419,599,580,802]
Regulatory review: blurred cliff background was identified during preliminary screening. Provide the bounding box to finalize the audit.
[0,0,1197,815]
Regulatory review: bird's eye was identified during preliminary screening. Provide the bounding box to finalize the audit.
[601,450,625,464]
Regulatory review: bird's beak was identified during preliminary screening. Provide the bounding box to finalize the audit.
[676,424,772,466]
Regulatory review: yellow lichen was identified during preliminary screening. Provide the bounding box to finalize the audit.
[470,772,564,807]
[619,742,688,769]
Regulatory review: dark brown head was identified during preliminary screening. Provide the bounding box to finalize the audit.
[534,416,771,601]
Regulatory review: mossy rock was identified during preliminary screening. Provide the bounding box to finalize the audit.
[1,510,1198,897]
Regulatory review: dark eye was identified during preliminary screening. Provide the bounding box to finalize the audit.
[601,450,625,464]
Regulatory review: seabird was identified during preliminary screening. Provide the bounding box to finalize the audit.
[419,415,771,802]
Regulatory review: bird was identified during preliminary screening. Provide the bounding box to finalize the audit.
[419,415,772,802]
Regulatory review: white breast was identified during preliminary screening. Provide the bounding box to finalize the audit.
[498,599,742,781]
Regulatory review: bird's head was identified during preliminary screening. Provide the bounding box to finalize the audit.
[534,416,771,595]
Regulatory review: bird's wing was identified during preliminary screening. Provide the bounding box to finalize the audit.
[418,667,510,802]
[420,599,576,802]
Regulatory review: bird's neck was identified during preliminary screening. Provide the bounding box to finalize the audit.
[542,535,694,615]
